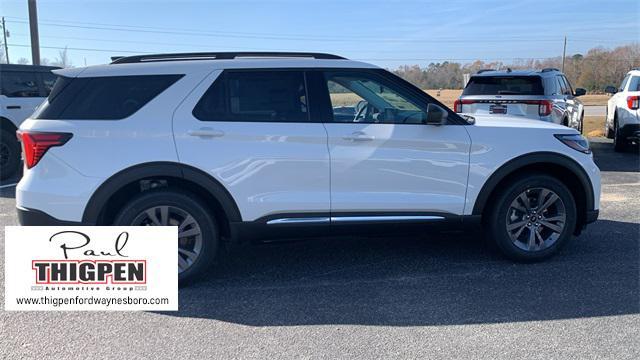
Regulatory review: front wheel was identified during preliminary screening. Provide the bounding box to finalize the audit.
[113,189,219,283]
[486,174,577,261]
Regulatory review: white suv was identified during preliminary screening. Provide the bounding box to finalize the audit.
[605,68,640,152]
[16,52,601,282]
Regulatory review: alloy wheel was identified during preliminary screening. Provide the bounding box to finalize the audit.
[130,205,203,273]
[505,187,566,252]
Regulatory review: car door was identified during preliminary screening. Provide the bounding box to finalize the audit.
[313,69,471,221]
[0,70,45,125]
[173,69,330,224]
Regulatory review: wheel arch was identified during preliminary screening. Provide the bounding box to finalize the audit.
[82,162,242,238]
[472,152,595,233]
[0,116,19,134]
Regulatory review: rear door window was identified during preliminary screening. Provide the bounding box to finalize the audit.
[463,76,544,95]
[35,75,183,120]
[0,71,40,97]
[626,76,639,92]
[193,70,309,122]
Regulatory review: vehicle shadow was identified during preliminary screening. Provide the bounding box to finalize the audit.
[591,139,639,172]
[161,219,639,326]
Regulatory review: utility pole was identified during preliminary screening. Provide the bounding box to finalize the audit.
[561,36,567,72]
[28,0,40,65]
[1,17,9,63]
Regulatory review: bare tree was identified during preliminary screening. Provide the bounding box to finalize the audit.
[51,47,72,68]
[16,57,29,64]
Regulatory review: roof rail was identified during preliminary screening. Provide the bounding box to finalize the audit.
[111,52,346,64]
[541,67,560,73]
[476,69,496,74]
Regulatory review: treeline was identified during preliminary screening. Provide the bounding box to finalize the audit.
[392,43,640,91]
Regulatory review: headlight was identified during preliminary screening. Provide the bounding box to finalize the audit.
[554,134,591,154]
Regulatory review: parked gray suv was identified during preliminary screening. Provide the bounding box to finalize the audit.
[454,68,586,132]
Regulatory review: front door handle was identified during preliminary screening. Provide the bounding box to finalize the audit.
[187,128,225,138]
[6,105,21,109]
[343,131,375,142]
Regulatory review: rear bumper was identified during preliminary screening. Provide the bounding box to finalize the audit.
[17,207,85,226]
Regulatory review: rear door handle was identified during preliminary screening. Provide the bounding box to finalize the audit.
[187,128,225,138]
[343,131,375,142]
[6,105,21,109]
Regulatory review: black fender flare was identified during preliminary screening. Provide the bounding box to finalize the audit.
[0,116,19,134]
[82,161,242,224]
[472,152,595,216]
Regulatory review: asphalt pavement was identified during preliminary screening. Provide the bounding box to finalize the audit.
[584,105,606,117]
[0,138,638,359]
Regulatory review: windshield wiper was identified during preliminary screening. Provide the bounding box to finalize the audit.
[497,90,521,95]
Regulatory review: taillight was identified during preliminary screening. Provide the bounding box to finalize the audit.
[16,131,72,169]
[628,96,640,110]
[454,99,462,113]
[453,99,474,113]
[538,100,552,116]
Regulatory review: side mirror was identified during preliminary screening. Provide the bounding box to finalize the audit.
[604,86,617,94]
[574,88,586,96]
[425,104,448,125]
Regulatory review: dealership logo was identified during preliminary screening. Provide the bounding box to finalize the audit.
[31,230,146,285]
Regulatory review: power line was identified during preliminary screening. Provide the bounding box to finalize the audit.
[7,43,639,63]
[5,18,638,44]
[8,43,149,54]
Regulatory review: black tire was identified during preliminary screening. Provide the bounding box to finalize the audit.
[113,189,219,284]
[578,114,584,134]
[613,118,627,152]
[485,173,577,261]
[0,129,21,180]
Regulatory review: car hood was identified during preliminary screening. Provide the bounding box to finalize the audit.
[466,114,575,132]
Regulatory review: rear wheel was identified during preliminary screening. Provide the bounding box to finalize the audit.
[613,118,627,152]
[486,174,577,261]
[113,189,219,283]
[0,130,21,180]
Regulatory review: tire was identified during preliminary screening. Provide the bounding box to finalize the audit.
[485,173,577,261]
[613,118,627,152]
[577,114,583,134]
[0,130,21,180]
[113,189,219,284]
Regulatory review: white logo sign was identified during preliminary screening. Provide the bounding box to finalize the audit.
[5,226,178,311]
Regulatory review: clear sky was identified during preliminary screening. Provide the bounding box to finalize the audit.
[1,0,638,68]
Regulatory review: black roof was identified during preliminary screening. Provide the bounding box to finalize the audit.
[0,64,61,72]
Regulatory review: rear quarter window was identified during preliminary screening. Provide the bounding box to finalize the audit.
[463,76,544,96]
[35,74,183,120]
